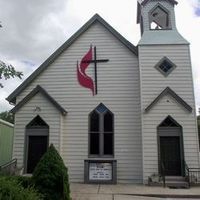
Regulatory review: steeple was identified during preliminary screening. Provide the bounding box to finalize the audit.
[137,0,188,45]
[137,0,199,184]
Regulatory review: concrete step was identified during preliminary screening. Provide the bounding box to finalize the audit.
[166,180,189,189]
[149,176,189,188]
[165,176,189,188]
[165,176,186,181]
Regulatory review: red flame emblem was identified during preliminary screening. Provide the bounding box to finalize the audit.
[77,47,95,96]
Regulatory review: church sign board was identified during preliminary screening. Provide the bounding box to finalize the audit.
[89,162,112,181]
[84,160,117,184]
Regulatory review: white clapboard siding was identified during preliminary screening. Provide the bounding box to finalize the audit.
[13,92,61,168]
[14,22,142,183]
[139,44,199,183]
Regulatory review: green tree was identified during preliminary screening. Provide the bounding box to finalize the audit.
[0,22,23,88]
[32,144,71,200]
[0,111,14,124]
[0,61,23,88]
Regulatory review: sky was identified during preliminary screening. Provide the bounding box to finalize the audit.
[0,0,200,113]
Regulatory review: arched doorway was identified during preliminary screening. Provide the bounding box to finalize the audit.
[158,116,184,176]
[25,115,49,173]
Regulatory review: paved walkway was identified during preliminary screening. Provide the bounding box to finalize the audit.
[70,183,200,200]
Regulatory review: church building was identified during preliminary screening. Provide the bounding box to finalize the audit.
[7,0,200,184]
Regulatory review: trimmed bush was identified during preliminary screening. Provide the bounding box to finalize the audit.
[32,144,70,200]
[0,176,42,200]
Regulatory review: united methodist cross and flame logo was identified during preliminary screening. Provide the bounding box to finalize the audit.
[77,45,109,96]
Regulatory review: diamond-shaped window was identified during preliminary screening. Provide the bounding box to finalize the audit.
[155,57,176,76]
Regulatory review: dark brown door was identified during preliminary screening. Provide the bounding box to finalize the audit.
[27,136,48,173]
[160,136,182,176]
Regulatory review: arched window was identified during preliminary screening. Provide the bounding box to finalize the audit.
[26,115,49,128]
[149,5,171,30]
[159,116,179,127]
[89,103,114,157]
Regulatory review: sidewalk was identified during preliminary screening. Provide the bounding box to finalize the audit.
[70,183,200,200]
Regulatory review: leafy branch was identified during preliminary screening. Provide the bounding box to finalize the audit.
[0,61,23,88]
[0,21,23,88]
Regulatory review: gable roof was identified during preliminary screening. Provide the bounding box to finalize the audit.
[145,87,192,113]
[10,85,67,116]
[7,14,138,104]
[137,0,178,24]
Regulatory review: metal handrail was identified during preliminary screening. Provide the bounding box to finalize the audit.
[159,160,200,188]
[184,161,190,188]
[0,158,17,169]
[185,163,200,186]
[0,158,17,175]
[160,161,166,188]
[186,167,200,170]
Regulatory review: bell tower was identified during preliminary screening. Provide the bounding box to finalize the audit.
[137,0,187,44]
[137,0,200,184]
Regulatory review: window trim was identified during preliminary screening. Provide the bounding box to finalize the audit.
[154,56,177,77]
[88,104,114,158]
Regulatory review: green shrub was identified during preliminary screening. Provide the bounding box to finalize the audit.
[0,177,42,200]
[0,175,32,188]
[14,176,32,188]
[32,144,70,200]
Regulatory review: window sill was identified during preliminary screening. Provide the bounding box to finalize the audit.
[149,28,172,31]
[88,155,114,159]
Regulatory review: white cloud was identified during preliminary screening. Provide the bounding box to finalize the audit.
[175,0,200,113]
[65,0,140,44]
